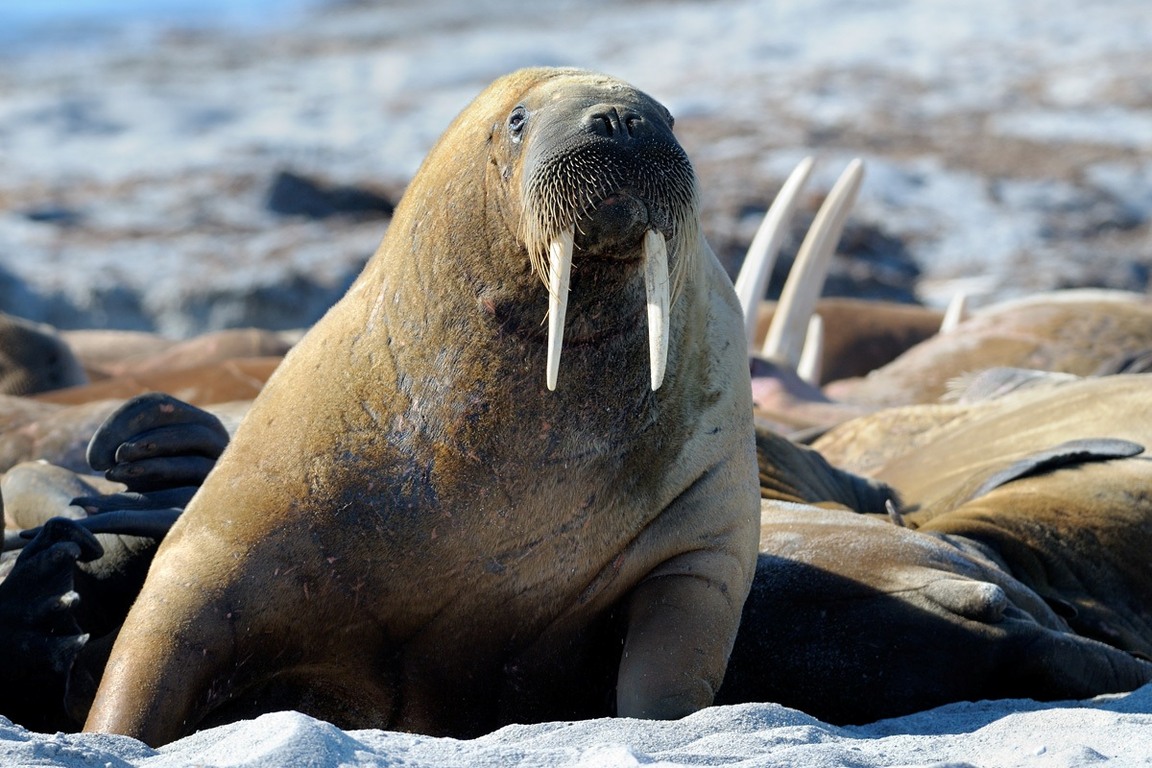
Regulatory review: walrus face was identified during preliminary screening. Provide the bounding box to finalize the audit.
[492,71,701,392]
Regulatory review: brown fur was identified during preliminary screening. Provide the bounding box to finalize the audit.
[84,68,759,746]
[751,298,943,384]
[33,357,281,407]
[720,374,1152,721]
[67,328,297,381]
[0,313,87,396]
[825,292,1152,407]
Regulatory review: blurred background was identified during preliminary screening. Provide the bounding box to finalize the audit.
[1,0,1149,336]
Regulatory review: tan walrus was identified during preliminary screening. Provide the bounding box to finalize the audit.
[85,67,760,745]
[718,374,1152,723]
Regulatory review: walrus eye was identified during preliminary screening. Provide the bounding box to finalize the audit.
[508,106,528,142]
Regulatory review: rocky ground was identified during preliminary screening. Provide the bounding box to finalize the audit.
[1,0,1149,336]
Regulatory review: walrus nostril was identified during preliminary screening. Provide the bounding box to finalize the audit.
[583,109,617,137]
[582,106,646,140]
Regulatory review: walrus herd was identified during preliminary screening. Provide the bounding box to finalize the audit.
[0,67,1149,744]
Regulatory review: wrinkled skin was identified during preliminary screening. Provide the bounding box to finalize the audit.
[721,374,1152,722]
[825,293,1152,407]
[719,503,1152,724]
[85,68,759,747]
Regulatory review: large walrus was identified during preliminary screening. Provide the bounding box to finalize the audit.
[85,67,760,745]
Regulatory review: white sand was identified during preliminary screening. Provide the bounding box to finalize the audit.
[4,684,1152,767]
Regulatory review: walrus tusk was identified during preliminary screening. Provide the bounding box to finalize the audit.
[643,229,670,390]
[546,227,669,391]
[796,313,824,386]
[762,158,865,368]
[733,156,815,348]
[940,290,970,334]
[546,228,575,391]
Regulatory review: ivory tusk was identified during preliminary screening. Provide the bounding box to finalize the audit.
[546,228,575,390]
[796,313,824,386]
[734,156,815,350]
[643,229,670,391]
[940,291,970,334]
[762,158,865,369]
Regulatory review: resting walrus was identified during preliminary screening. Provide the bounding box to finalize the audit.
[84,67,760,746]
[718,375,1152,723]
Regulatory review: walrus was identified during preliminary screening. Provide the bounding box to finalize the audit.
[60,327,298,382]
[731,159,1152,424]
[85,67,760,746]
[823,290,1152,407]
[717,500,1152,723]
[810,372,1152,666]
[718,374,1152,723]
[0,312,88,396]
[750,297,944,385]
[33,356,282,407]
[0,394,250,475]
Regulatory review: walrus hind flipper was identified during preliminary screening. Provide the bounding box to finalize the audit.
[72,486,199,513]
[19,508,183,544]
[969,438,1145,502]
[86,392,229,491]
[0,518,102,730]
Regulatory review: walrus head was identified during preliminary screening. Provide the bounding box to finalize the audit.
[486,69,701,391]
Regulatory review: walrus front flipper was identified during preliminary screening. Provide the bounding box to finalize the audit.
[0,517,102,730]
[968,438,1144,501]
[618,549,751,720]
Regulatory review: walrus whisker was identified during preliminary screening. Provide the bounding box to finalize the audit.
[762,158,865,368]
[546,227,575,390]
[734,156,815,347]
[643,229,670,390]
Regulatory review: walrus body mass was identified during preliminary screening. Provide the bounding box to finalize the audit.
[84,68,760,746]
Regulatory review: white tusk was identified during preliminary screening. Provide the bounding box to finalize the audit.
[796,313,824,386]
[546,228,575,391]
[762,158,865,369]
[734,156,815,350]
[940,290,969,334]
[643,229,670,391]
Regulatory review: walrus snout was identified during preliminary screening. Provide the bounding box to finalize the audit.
[573,192,651,257]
